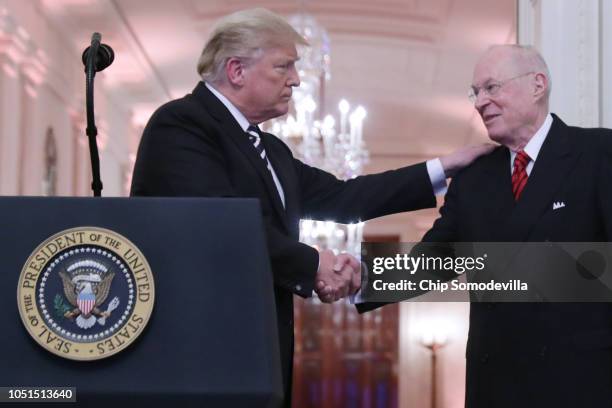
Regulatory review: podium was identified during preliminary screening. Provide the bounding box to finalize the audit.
[0,197,283,407]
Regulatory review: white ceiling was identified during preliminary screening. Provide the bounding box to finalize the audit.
[40,0,516,154]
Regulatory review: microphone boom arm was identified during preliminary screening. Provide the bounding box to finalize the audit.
[82,32,114,197]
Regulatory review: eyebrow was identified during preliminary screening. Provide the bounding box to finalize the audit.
[471,77,495,88]
[276,56,300,63]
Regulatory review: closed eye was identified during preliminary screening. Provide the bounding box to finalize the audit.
[276,60,297,71]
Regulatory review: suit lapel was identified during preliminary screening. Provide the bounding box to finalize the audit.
[473,147,515,240]
[502,115,578,241]
[191,82,289,228]
[224,122,289,226]
[262,135,301,236]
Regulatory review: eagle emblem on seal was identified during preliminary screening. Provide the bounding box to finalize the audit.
[58,260,120,329]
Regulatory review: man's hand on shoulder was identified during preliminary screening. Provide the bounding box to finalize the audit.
[440,143,496,177]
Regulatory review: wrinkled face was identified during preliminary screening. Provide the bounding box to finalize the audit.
[471,50,537,144]
[241,44,300,123]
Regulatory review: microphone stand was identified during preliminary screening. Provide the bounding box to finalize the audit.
[84,33,105,197]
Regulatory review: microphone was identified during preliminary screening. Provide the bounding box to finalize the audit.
[82,32,114,197]
[82,32,115,72]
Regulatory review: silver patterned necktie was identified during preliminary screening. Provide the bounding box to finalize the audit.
[247,125,272,171]
[246,125,285,208]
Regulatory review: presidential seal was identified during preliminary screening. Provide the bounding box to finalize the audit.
[17,227,155,361]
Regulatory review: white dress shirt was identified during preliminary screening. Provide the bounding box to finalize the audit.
[509,113,553,175]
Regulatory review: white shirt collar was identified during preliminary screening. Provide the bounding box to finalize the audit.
[204,81,251,132]
[510,113,553,166]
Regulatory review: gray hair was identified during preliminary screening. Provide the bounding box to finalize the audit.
[488,44,552,98]
[197,8,308,84]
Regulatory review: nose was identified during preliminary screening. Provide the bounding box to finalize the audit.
[287,65,300,87]
[474,90,490,111]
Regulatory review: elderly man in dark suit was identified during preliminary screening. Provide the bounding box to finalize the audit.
[363,45,612,407]
[432,44,612,407]
[130,8,491,406]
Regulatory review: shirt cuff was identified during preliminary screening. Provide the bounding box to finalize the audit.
[349,261,369,304]
[310,251,320,297]
[426,158,448,196]
[350,289,364,304]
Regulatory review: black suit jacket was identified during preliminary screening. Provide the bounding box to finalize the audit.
[130,81,437,402]
[422,114,612,407]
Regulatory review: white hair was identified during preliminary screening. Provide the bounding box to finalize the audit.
[487,44,552,98]
[197,8,308,84]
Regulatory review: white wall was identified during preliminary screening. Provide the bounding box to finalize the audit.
[0,57,22,194]
[519,0,611,128]
[99,87,134,196]
[603,0,612,129]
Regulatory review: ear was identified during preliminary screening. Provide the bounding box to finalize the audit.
[225,57,245,87]
[533,72,548,100]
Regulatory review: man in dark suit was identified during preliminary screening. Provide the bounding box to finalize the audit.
[414,45,612,406]
[130,8,492,406]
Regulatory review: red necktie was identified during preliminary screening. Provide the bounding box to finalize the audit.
[511,150,530,201]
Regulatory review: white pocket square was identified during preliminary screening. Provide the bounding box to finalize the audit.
[553,201,566,210]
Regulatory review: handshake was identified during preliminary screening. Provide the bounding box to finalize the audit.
[315,249,362,303]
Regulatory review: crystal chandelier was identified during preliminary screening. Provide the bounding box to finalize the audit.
[263,13,369,257]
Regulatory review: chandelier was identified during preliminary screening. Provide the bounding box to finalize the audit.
[263,13,369,258]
